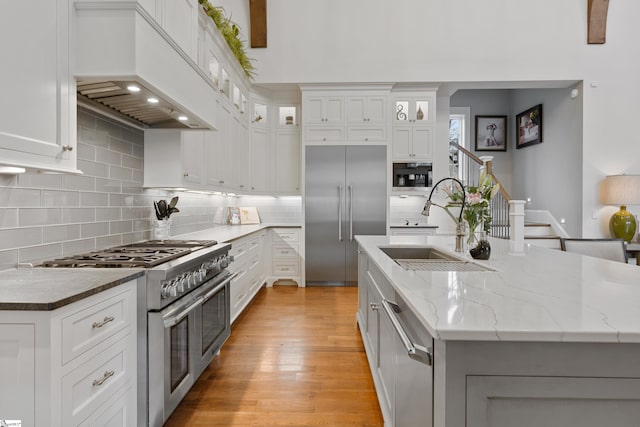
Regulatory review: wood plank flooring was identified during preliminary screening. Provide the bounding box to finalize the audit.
[165,286,383,426]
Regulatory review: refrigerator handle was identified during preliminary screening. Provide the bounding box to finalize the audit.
[338,185,343,242]
[349,185,353,241]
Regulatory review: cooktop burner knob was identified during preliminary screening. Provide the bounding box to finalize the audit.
[220,255,229,268]
[161,282,172,299]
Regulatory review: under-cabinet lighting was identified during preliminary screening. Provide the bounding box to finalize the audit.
[127,85,141,92]
[0,166,26,174]
[178,115,188,121]
[147,97,159,104]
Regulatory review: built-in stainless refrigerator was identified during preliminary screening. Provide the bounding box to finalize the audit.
[305,145,387,286]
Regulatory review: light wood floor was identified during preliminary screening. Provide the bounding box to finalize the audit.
[165,286,383,426]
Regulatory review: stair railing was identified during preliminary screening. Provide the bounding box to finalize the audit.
[449,142,511,239]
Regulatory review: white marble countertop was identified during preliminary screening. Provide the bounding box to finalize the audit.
[173,223,301,243]
[356,234,640,343]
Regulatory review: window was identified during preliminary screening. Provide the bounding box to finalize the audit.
[449,107,470,182]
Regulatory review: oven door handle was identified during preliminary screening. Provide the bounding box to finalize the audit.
[163,297,204,328]
[203,272,237,303]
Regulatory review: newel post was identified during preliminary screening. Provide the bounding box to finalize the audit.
[509,200,526,243]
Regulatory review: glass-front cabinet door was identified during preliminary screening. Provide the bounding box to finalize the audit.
[253,102,268,125]
[278,105,298,127]
[392,95,434,125]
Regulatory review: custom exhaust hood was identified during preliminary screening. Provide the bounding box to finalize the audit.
[74,3,219,131]
[77,80,208,129]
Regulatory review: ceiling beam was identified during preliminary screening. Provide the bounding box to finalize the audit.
[249,0,267,48]
[587,0,609,44]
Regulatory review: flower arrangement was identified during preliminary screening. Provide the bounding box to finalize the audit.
[447,171,500,245]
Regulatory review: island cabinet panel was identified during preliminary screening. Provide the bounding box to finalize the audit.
[466,376,640,427]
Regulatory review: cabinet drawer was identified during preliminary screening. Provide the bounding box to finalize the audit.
[78,383,135,427]
[272,228,300,244]
[273,243,299,258]
[273,260,300,277]
[347,126,387,142]
[304,126,345,142]
[61,288,133,365]
[62,337,133,426]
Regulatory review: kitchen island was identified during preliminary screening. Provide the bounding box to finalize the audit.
[356,234,640,427]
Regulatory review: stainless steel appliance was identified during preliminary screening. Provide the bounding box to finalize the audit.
[40,239,234,426]
[305,145,387,286]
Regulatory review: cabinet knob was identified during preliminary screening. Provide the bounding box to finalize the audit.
[365,138,369,142]
[322,138,327,141]
[240,184,245,188]
[363,118,366,122]
[183,173,189,177]
[62,145,73,152]
[370,302,379,311]
[219,180,225,184]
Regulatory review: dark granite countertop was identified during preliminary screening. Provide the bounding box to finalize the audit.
[0,268,145,311]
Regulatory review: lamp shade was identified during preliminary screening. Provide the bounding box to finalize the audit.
[601,175,640,205]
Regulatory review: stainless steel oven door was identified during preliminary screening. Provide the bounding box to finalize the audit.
[148,292,203,427]
[195,271,235,376]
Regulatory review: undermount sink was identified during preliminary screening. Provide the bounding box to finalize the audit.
[378,246,495,272]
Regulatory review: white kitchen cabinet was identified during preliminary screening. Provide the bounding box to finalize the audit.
[0,280,138,427]
[0,0,79,174]
[274,130,301,194]
[250,127,273,193]
[207,102,234,188]
[231,114,250,191]
[158,0,199,60]
[143,129,205,188]
[267,228,302,286]
[228,231,267,322]
[347,96,387,124]
[391,94,435,125]
[392,126,434,160]
[303,96,345,124]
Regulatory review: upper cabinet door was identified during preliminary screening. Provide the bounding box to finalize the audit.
[160,0,199,60]
[0,0,78,173]
[303,96,345,124]
[347,96,387,124]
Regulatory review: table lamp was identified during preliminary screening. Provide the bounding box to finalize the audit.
[601,175,640,242]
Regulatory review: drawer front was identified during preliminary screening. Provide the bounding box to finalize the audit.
[273,260,300,277]
[273,243,299,259]
[347,126,387,141]
[272,228,300,244]
[62,338,133,426]
[61,288,133,365]
[78,383,135,427]
[304,126,345,142]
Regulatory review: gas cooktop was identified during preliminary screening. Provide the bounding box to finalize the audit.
[40,239,218,268]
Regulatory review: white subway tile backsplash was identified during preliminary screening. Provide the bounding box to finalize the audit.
[96,147,122,165]
[122,154,143,170]
[79,128,109,147]
[80,192,109,207]
[81,222,110,238]
[41,190,80,207]
[133,169,144,183]
[0,249,18,271]
[78,159,109,178]
[0,227,42,251]
[62,208,95,224]
[43,224,81,243]
[96,235,122,250]
[132,142,144,157]
[0,188,41,207]
[95,178,121,193]
[17,173,63,190]
[77,142,96,161]
[122,207,147,220]
[109,165,133,181]
[109,137,132,155]
[110,220,133,234]
[123,128,144,145]
[122,181,143,194]
[97,119,123,140]
[109,193,134,207]
[62,238,96,256]
[19,208,63,227]
[0,209,18,229]
[19,243,62,265]
[96,207,122,222]
[62,174,95,191]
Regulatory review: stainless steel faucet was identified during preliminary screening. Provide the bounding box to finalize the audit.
[422,177,467,252]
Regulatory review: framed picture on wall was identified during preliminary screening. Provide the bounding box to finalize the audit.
[516,104,543,148]
[475,115,507,151]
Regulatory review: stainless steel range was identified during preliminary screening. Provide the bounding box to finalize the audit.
[41,239,235,426]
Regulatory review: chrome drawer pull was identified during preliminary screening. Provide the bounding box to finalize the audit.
[92,370,115,387]
[92,316,115,329]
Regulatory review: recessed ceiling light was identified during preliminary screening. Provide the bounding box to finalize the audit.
[127,85,141,92]
[147,97,159,104]
[178,115,188,121]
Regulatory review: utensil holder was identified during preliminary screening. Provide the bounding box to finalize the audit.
[153,218,171,240]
